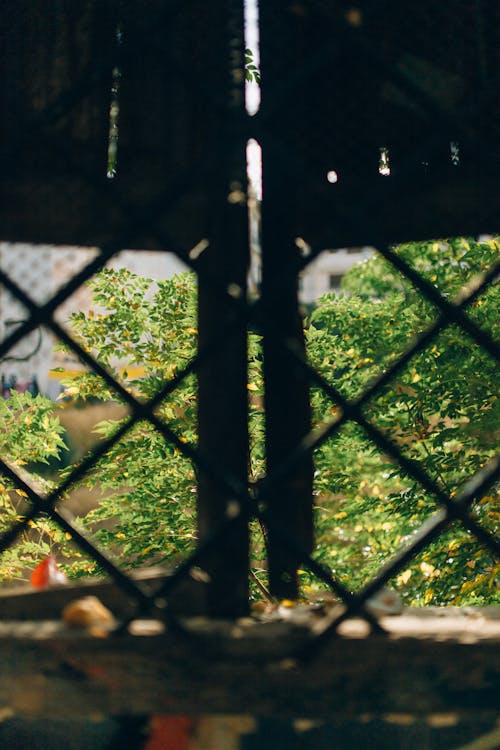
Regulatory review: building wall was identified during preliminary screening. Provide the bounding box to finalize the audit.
[299,247,373,303]
[0,244,187,398]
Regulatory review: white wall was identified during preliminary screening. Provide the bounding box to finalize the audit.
[299,247,373,303]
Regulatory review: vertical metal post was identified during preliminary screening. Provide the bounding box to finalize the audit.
[260,213,314,601]
[196,1,250,617]
[119,0,250,616]
[259,5,314,601]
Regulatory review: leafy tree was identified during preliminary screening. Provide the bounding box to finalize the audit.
[308,237,499,604]
[0,238,498,605]
[0,391,66,579]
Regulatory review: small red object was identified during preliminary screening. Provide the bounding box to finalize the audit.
[144,716,194,750]
[30,554,67,588]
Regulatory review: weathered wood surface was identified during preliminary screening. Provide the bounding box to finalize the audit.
[0,579,499,720]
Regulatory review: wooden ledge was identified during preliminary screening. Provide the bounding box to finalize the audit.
[0,575,499,719]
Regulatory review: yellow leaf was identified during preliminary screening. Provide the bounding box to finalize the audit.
[15,489,28,498]
[65,532,72,540]
[420,562,435,577]
[460,581,476,594]
[354,524,363,532]
[115,533,126,540]
[141,546,153,556]
[333,511,347,519]
[397,569,412,585]
[247,383,259,392]
[424,588,433,604]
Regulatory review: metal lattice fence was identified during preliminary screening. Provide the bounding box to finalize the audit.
[0,0,499,649]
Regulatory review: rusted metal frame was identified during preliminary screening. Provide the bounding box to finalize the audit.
[0,222,495,629]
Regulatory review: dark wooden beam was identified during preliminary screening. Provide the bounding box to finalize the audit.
[0,0,115,247]
[258,2,500,249]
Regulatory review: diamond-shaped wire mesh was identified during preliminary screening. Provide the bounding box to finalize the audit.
[0,1,499,648]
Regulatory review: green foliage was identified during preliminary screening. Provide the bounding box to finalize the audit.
[55,270,200,572]
[0,390,66,466]
[306,237,499,604]
[0,238,498,606]
[0,391,67,580]
[245,48,261,84]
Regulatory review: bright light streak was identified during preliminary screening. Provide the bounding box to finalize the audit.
[244,0,260,116]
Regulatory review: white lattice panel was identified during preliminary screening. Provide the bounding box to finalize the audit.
[0,243,54,394]
[1,245,189,397]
